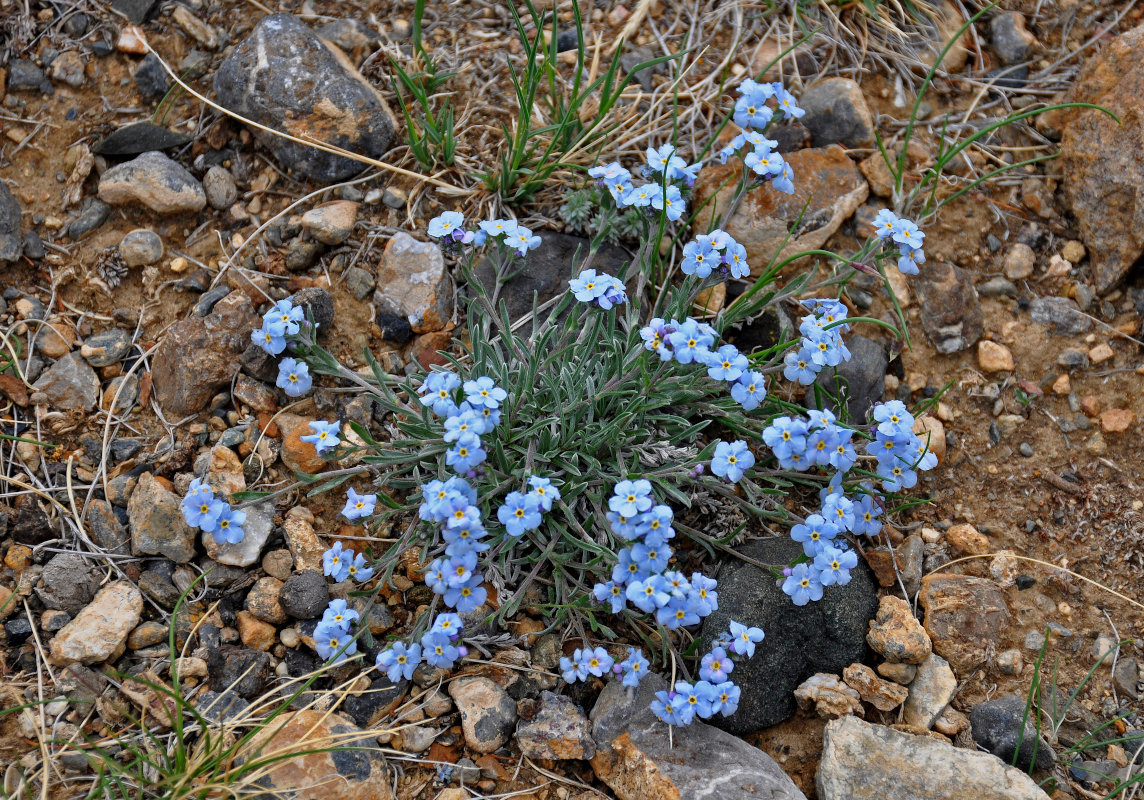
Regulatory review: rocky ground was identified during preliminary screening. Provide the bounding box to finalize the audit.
[2,0,1144,799]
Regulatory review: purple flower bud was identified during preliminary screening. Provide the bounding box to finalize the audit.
[466,469,477,479]
[694,463,705,475]
[456,645,469,657]
[782,567,793,577]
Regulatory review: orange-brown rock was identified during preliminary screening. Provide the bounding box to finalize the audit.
[918,574,1010,674]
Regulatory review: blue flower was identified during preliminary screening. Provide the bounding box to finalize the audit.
[597,275,627,309]
[560,654,587,683]
[424,558,449,595]
[681,237,717,278]
[642,505,676,544]
[814,545,859,586]
[301,420,341,454]
[704,344,748,382]
[609,479,654,517]
[430,612,464,637]
[181,491,225,531]
[428,211,464,238]
[782,346,820,385]
[791,513,841,557]
[589,162,630,188]
[868,429,913,464]
[772,160,795,195]
[700,647,734,683]
[613,548,648,585]
[444,522,489,555]
[263,299,304,336]
[782,563,824,606]
[342,488,377,520]
[276,357,312,397]
[376,641,421,682]
[322,599,359,628]
[775,86,804,119]
[850,492,883,536]
[443,410,483,446]
[822,492,856,530]
[657,593,701,629]
[444,574,487,613]
[876,457,918,493]
[526,476,560,511]
[711,440,755,482]
[421,631,460,669]
[890,217,924,250]
[463,376,507,410]
[651,689,694,726]
[734,89,774,130]
[763,416,808,463]
[479,218,519,239]
[723,241,750,279]
[315,620,357,663]
[323,542,352,582]
[345,552,374,583]
[497,491,542,536]
[251,325,287,355]
[689,573,718,615]
[744,148,784,177]
[874,401,914,438]
[446,441,486,473]
[898,246,925,275]
[621,183,655,207]
[444,550,478,589]
[580,646,614,677]
[828,428,858,472]
[619,648,649,687]
[631,541,672,574]
[626,575,670,613]
[569,268,610,303]
[873,209,899,239]
[650,184,685,221]
[418,371,462,418]
[712,681,741,716]
[806,425,838,466]
[675,680,714,719]
[510,225,542,256]
[646,143,687,178]
[211,506,246,544]
[728,620,764,658]
[730,370,767,411]
[666,319,714,365]
[593,580,627,613]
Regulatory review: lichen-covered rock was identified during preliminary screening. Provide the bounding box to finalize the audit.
[919,574,1010,674]
[448,676,517,753]
[213,14,397,182]
[516,691,595,760]
[374,232,454,334]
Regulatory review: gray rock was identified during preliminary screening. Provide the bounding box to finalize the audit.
[31,352,100,410]
[448,677,518,753]
[111,0,156,24]
[139,570,182,610]
[208,645,272,698]
[36,553,100,614]
[970,695,1056,771]
[698,536,878,732]
[134,53,170,99]
[98,151,206,215]
[8,60,49,93]
[48,51,85,88]
[915,260,983,353]
[23,231,45,260]
[86,499,129,553]
[1114,658,1142,700]
[799,78,875,148]
[92,123,192,157]
[902,652,957,730]
[1029,296,1092,335]
[591,674,807,800]
[516,691,595,760]
[65,198,110,239]
[977,277,1018,298]
[150,291,260,415]
[0,180,24,263]
[314,19,381,61]
[620,44,663,92]
[898,534,924,597]
[278,569,329,619]
[343,266,375,300]
[812,334,886,425]
[343,675,405,727]
[81,329,133,367]
[202,166,238,210]
[128,472,198,563]
[373,232,452,334]
[991,12,1037,66]
[48,582,143,666]
[193,688,251,723]
[213,14,397,182]
[292,286,335,335]
[285,238,325,272]
[203,502,273,567]
[818,716,1051,800]
[118,229,163,267]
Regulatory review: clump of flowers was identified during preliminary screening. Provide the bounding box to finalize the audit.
[179,478,245,545]
[873,209,926,275]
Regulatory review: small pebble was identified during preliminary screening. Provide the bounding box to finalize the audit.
[118,229,163,267]
[1018,443,1033,457]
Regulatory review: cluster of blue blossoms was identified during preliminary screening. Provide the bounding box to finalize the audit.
[783,298,852,386]
[873,209,926,275]
[375,612,468,682]
[569,269,628,310]
[249,297,314,398]
[714,79,805,195]
[180,478,246,544]
[427,211,542,257]
[639,317,767,412]
[588,143,699,222]
[586,480,717,631]
[416,372,507,476]
[680,228,750,280]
